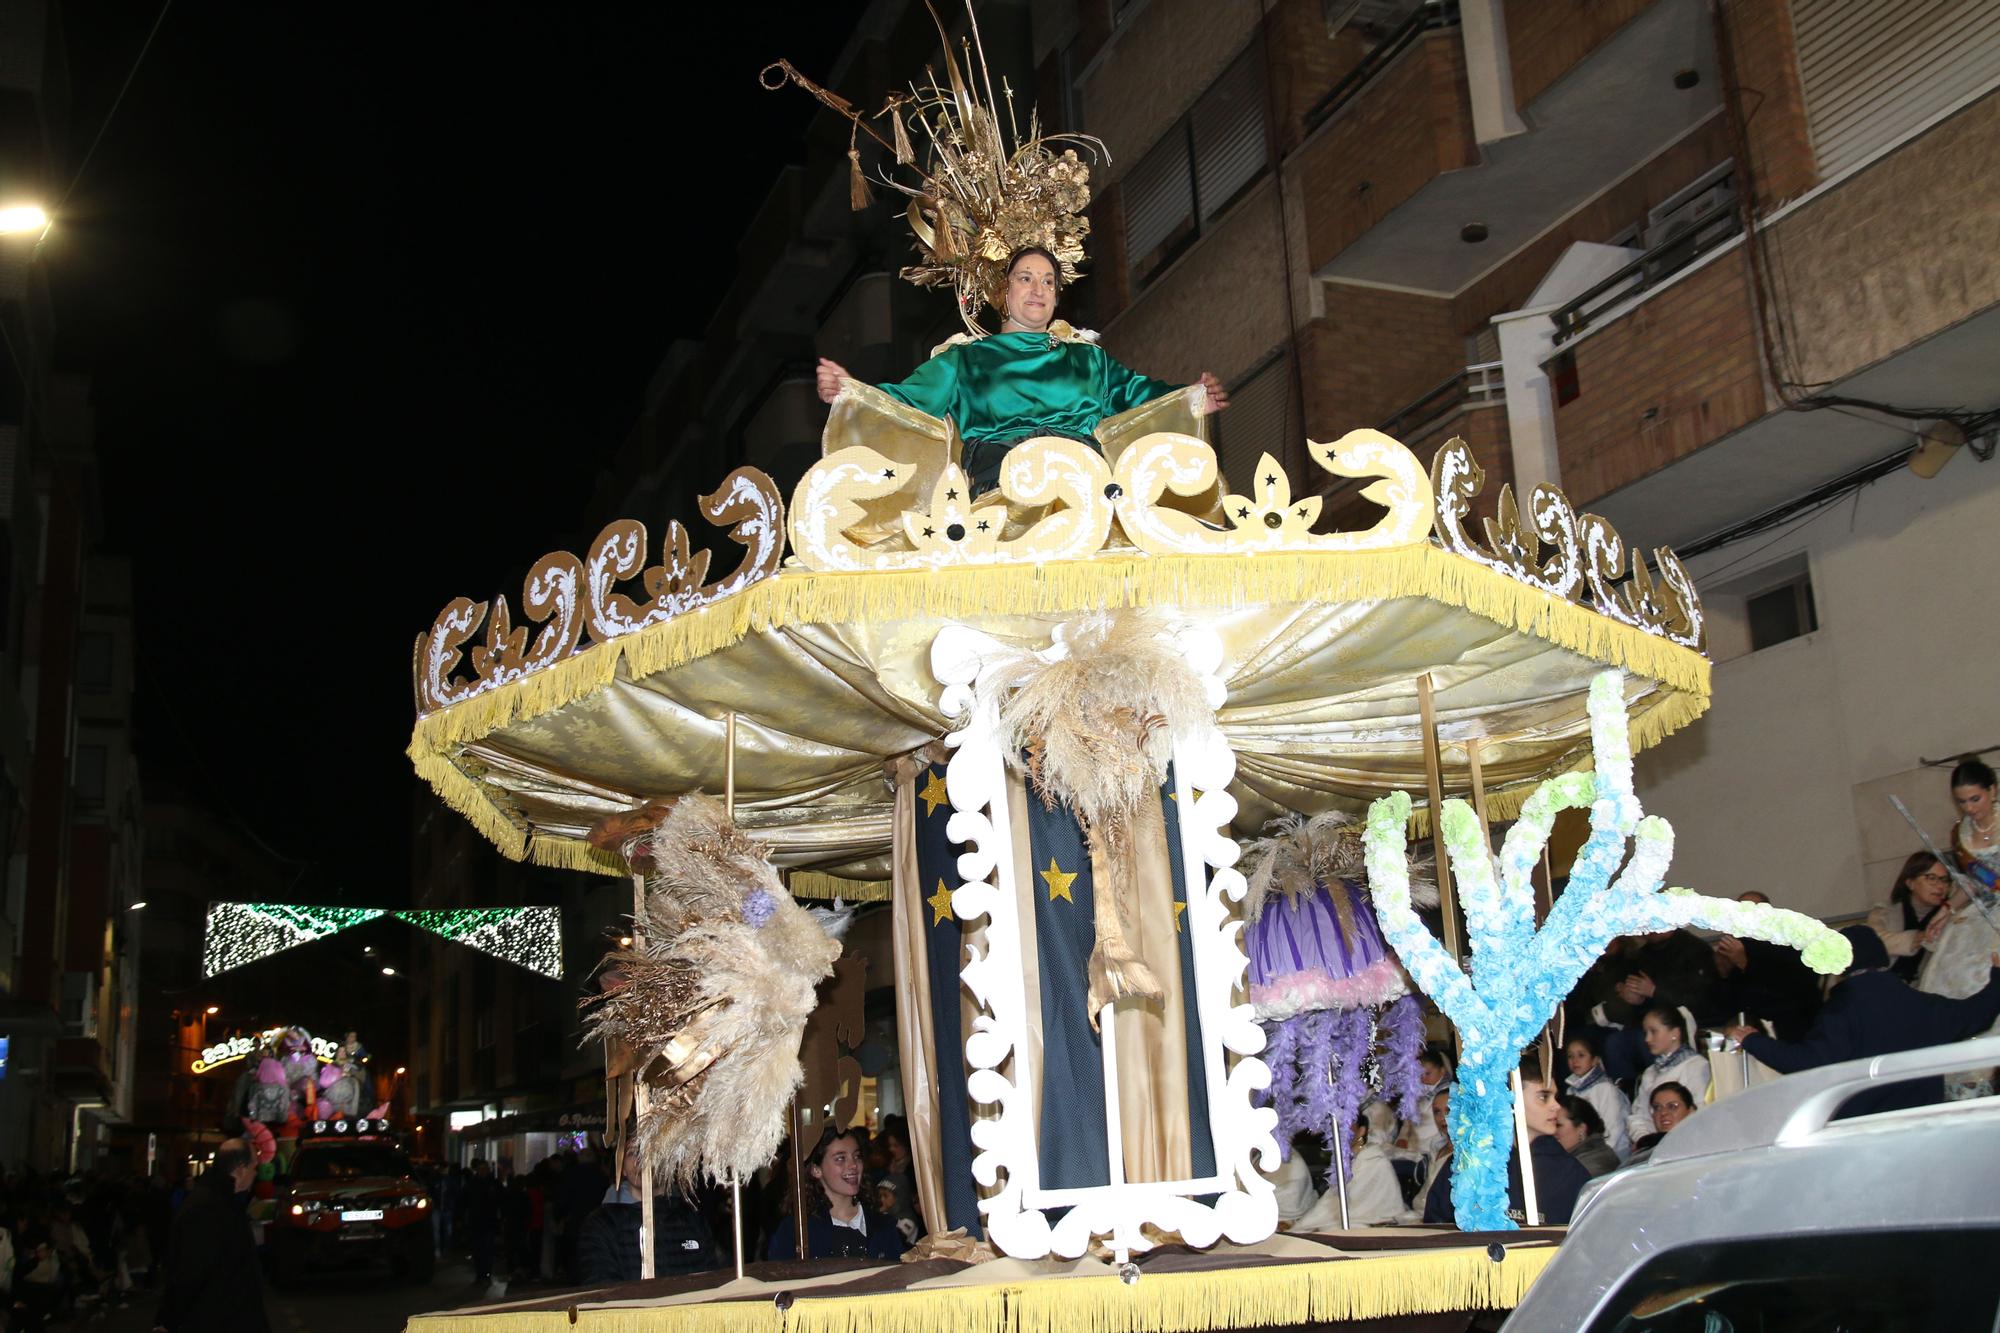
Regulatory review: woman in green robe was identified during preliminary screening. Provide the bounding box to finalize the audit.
[815,248,1229,495]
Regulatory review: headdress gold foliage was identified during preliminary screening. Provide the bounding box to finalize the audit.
[762,2,1106,333]
[582,794,841,1192]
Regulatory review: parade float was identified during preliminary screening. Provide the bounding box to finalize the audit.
[402,17,1847,1332]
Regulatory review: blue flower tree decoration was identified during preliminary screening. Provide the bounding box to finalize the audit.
[1361,670,1852,1230]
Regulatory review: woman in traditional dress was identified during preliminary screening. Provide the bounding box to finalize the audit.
[1915,758,2000,1097]
[815,247,1227,496]
[1626,1006,1709,1147]
[1562,1031,1632,1159]
[1868,852,1952,982]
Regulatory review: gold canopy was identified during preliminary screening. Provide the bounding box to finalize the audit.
[406,422,1704,880]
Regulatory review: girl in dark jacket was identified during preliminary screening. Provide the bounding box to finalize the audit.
[767,1126,909,1262]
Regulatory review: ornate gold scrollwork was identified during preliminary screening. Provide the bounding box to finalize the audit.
[414,468,785,716]
[1432,439,1704,651]
[1111,429,1432,554]
[789,438,1113,570]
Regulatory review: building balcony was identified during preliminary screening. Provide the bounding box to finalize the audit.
[1304,0,1721,295]
[1542,89,2000,553]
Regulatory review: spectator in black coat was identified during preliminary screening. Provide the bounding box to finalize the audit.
[1713,891,1824,1039]
[766,1126,909,1262]
[1420,1066,1591,1227]
[153,1139,269,1333]
[556,1147,609,1282]
[1725,925,2000,1118]
[1424,1056,1592,1224]
[1592,929,1721,1081]
[574,1139,717,1284]
[460,1158,500,1283]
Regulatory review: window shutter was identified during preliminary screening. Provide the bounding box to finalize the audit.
[1216,355,1291,490]
[1793,0,2000,177]
[1192,47,1268,223]
[1123,128,1194,283]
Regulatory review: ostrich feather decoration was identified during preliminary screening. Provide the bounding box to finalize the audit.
[583,793,842,1192]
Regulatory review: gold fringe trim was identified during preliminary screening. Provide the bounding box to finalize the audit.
[414,546,1708,756]
[789,871,893,903]
[404,1244,1557,1333]
[527,836,631,877]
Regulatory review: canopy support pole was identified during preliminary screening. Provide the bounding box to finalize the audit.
[1417,673,1462,961]
[724,711,747,1281]
[1510,1069,1541,1226]
[632,862,657,1280]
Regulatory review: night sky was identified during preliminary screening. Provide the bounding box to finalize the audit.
[52,6,862,888]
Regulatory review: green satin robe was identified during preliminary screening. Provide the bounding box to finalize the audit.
[877,332,1178,490]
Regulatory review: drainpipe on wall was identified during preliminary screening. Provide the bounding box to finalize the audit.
[1459,0,1529,144]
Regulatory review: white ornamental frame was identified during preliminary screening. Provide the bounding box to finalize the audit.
[931,622,1280,1263]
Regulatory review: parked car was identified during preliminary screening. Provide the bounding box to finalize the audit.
[1502,1034,2000,1330]
[270,1119,433,1284]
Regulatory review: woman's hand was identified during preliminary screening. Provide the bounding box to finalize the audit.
[1198,371,1230,412]
[1722,1024,1758,1043]
[816,357,851,405]
[1923,905,1952,945]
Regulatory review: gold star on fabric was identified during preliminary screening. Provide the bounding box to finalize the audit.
[928,878,956,926]
[1173,901,1188,932]
[1040,858,1077,903]
[919,770,950,817]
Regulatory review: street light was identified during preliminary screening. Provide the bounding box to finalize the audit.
[395,1066,407,1076]
[0,204,49,235]
[381,966,396,977]
[204,1005,220,1016]
[129,901,147,911]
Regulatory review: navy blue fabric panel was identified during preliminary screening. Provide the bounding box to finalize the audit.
[910,763,984,1237]
[1160,774,1217,1179]
[1024,795,1112,1189]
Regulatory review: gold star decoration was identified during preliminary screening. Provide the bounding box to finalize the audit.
[928,878,956,927]
[1173,901,1188,933]
[919,770,950,817]
[1040,858,1077,903]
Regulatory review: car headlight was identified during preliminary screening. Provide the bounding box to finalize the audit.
[397,1194,428,1210]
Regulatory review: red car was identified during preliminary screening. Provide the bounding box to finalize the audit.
[271,1127,433,1284]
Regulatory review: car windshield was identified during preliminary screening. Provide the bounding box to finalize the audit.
[292,1145,412,1182]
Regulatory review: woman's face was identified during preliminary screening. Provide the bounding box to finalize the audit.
[1906,860,1952,910]
[1418,1058,1446,1087]
[1431,1091,1451,1142]
[1552,1105,1587,1152]
[1651,1089,1693,1133]
[1642,1013,1684,1058]
[1565,1040,1596,1078]
[1003,254,1058,332]
[811,1135,864,1205]
[1953,783,1996,823]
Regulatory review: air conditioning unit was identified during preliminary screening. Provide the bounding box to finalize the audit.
[1644,162,1738,252]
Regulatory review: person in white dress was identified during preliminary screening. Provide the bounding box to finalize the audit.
[1562,1031,1632,1158]
[1626,1006,1710,1147]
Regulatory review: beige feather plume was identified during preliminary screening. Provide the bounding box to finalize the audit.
[582,794,841,1192]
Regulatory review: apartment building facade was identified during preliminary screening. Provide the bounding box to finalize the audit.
[1043,0,1999,919]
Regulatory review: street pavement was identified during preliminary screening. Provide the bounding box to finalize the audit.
[69,1258,560,1333]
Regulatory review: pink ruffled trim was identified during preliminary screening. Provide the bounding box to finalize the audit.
[1251,960,1408,1021]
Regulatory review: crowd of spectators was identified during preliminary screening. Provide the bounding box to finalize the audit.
[0,1165,173,1329]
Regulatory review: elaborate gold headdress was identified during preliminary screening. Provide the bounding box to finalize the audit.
[763,2,1106,334]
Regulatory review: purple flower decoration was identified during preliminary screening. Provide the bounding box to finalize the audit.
[742,888,776,928]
